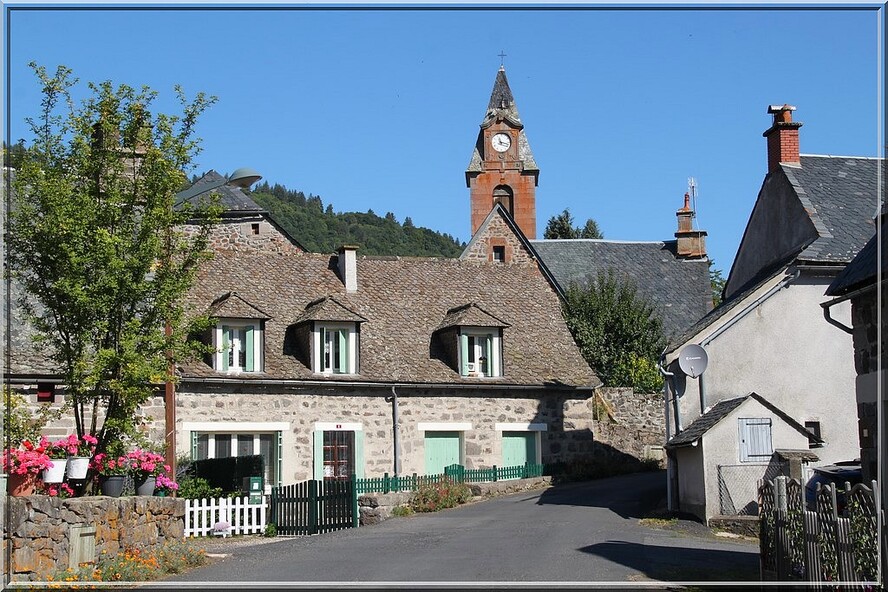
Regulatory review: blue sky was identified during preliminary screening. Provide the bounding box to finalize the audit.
[4,4,883,274]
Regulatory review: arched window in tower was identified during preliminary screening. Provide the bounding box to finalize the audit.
[493,185,514,215]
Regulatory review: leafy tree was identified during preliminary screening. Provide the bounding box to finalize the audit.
[709,260,726,307]
[563,270,665,392]
[2,140,27,169]
[544,208,603,239]
[7,63,220,456]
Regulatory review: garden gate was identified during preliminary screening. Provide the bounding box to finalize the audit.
[270,475,358,535]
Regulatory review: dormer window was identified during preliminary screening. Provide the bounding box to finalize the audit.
[460,329,502,377]
[216,321,263,373]
[314,323,359,375]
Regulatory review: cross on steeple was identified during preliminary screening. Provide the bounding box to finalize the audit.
[498,51,507,68]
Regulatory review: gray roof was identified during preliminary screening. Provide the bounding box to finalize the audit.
[531,239,712,339]
[176,170,266,214]
[826,209,885,296]
[666,392,821,448]
[783,155,882,264]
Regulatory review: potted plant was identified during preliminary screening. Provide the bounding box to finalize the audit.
[154,472,179,497]
[42,481,75,498]
[2,440,52,496]
[90,453,128,497]
[65,434,97,480]
[123,449,167,496]
[40,437,68,484]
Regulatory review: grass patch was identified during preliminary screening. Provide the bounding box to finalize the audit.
[639,517,678,528]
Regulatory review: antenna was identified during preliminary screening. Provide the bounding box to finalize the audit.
[687,177,698,230]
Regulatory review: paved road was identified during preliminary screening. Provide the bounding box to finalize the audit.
[171,471,759,587]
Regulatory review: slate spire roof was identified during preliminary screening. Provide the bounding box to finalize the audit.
[485,67,519,122]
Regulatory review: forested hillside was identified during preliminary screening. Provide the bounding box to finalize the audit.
[249,181,465,257]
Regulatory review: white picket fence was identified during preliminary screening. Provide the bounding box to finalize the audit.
[184,496,268,537]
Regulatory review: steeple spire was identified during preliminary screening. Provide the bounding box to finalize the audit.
[484,68,520,124]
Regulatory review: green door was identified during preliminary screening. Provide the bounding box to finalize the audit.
[502,432,536,467]
[424,431,461,476]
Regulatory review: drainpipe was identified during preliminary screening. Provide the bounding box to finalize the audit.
[388,386,401,475]
[820,283,873,334]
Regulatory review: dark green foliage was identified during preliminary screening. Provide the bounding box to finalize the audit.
[544,208,604,239]
[190,454,264,494]
[709,260,726,307]
[176,476,223,500]
[250,182,465,257]
[563,270,666,392]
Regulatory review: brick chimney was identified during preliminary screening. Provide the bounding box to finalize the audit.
[763,104,802,173]
[675,193,707,259]
[337,245,359,293]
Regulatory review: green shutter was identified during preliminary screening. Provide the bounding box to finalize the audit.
[338,329,348,374]
[313,430,324,480]
[354,430,365,478]
[459,333,469,375]
[485,334,493,376]
[190,432,198,460]
[424,432,461,476]
[245,326,255,371]
[502,432,536,467]
[221,325,230,371]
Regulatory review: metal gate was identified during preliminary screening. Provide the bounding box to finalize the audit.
[270,475,358,535]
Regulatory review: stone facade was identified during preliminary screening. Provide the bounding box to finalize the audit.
[849,287,884,483]
[184,219,303,255]
[461,212,536,265]
[4,495,184,581]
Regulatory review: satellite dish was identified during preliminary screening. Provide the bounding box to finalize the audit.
[678,344,708,378]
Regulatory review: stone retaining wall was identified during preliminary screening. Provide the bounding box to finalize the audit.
[707,514,760,538]
[4,495,185,581]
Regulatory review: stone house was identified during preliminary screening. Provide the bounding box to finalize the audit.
[662,104,882,520]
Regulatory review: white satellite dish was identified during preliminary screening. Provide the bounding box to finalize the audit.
[678,344,708,378]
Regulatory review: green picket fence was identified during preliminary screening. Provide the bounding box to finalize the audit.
[355,462,544,495]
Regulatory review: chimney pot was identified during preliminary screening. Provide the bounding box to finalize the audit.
[763,104,802,173]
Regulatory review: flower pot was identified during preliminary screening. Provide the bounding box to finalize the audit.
[134,475,156,496]
[154,490,167,497]
[67,456,90,480]
[100,475,126,497]
[8,472,38,496]
[43,458,68,483]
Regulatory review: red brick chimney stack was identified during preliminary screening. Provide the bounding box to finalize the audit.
[763,104,803,173]
[675,192,707,259]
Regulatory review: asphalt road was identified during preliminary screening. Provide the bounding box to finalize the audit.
[170,471,759,587]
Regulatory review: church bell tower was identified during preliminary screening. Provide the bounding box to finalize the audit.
[466,67,540,239]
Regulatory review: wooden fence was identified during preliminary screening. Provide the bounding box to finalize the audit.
[759,476,880,585]
[270,476,357,536]
[354,463,545,495]
[184,495,267,537]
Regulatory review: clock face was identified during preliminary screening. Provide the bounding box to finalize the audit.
[491,133,511,153]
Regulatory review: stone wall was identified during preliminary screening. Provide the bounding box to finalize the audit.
[183,218,303,255]
[4,495,184,582]
[461,213,536,264]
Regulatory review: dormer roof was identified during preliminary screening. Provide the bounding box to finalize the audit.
[209,291,271,320]
[435,303,510,332]
[293,296,368,325]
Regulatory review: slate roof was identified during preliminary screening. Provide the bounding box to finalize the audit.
[435,303,510,332]
[826,208,885,297]
[466,68,538,176]
[666,392,822,448]
[531,239,712,339]
[293,296,368,324]
[208,292,272,320]
[182,251,600,388]
[786,156,883,264]
[175,170,266,214]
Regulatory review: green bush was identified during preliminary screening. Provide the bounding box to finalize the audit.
[410,478,472,513]
[391,505,414,517]
[177,476,223,500]
[264,522,277,537]
[48,540,207,584]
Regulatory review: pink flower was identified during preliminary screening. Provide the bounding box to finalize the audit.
[2,446,52,475]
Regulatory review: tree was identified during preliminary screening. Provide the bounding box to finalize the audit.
[543,208,603,239]
[7,63,220,457]
[563,270,666,393]
[709,260,727,307]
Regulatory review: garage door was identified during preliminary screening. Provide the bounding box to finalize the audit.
[424,431,461,475]
[502,431,536,467]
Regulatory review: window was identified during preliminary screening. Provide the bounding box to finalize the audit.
[492,245,506,263]
[459,329,502,377]
[313,323,358,374]
[738,417,773,463]
[322,431,355,481]
[215,321,262,373]
[193,431,281,490]
[804,421,822,449]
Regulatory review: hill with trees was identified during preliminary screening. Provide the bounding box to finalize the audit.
[248,181,465,257]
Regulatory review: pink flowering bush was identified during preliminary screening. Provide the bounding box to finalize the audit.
[90,452,129,476]
[155,472,179,494]
[3,440,53,475]
[122,449,167,479]
[44,482,75,498]
[39,434,99,459]
[40,436,70,459]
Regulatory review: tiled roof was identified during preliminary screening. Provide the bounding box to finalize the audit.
[209,292,272,320]
[435,303,510,332]
[293,296,368,324]
[531,239,712,339]
[783,156,881,264]
[826,210,885,296]
[182,251,599,388]
[175,170,266,213]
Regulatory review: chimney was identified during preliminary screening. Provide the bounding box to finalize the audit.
[675,193,707,259]
[337,245,359,293]
[763,104,802,173]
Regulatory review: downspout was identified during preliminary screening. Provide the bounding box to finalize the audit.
[388,385,401,475]
[820,283,873,334]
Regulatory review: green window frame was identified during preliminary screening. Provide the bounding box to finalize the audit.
[459,329,500,377]
[315,323,358,374]
[218,321,260,373]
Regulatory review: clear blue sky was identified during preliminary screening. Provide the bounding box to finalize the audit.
[4,4,883,273]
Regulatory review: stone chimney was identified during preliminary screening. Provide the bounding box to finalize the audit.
[675,193,707,259]
[763,104,802,173]
[337,245,359,293]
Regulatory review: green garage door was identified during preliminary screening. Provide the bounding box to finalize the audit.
[424,431,461,475]
[502,431,536,467]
